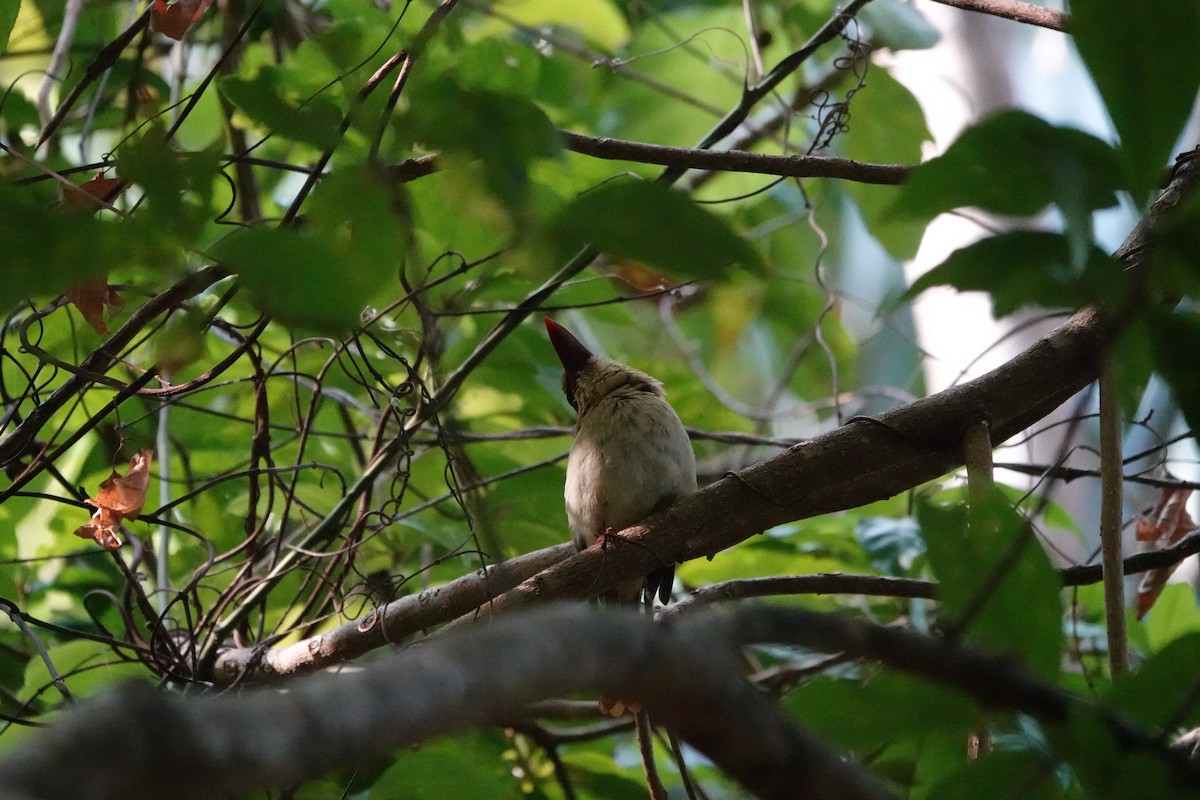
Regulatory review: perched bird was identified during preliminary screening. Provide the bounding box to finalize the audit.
[545,317,697,605]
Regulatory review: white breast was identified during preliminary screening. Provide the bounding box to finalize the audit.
[564,389,697,550]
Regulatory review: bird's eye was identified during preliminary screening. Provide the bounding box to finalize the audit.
[561,373,579,410]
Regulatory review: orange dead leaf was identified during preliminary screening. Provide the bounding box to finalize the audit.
[62,173,126,213]
[610,261,680,295]
[1134,487,1196,619]
[66,279,123,336]
[73,450,154,550]
[150,0,214,40]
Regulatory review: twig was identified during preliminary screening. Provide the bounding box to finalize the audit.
[926,0,1068,31]
[1099,354,1129,675]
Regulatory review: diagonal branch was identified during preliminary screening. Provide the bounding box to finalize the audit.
[451,145,1200,621]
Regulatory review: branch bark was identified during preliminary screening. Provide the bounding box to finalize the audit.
[926,0,1068,31]
[7,605,1197,800]
[1,607,901,800]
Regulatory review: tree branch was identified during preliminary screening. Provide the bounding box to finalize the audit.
[8,604,1197,800]
[1,607,900,800]
[926,0,1067,31]
[560,131,911,185]
[210,526,1200,681]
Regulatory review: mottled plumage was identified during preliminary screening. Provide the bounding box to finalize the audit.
[546,318,697,604]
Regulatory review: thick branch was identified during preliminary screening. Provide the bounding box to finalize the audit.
[212,544,574,680]
[1,607,898,800]
[7,604,1196,800]
[213,529,1200,679]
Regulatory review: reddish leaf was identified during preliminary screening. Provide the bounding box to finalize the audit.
[1135,488,1196,619]
[150,0,214,40]
[62,173,126,212]
[66,279,122,336]
[610,261,680,295]
[73,450,154,550]
[606,261,702,307]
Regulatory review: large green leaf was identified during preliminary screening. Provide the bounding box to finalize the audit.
[917,489,1063,678]
[843,69,932,260]
[0,0,18,51]
[402,78,562,221]
[1071,0,1200,204]
[784,671,980,756]
[904,231,1126,317]
[213,166,406,330]
[1147,310,1200,443]
[1105,631,1200,730]
[892,110,1122,224]
[0,183,138,307]
[116,123,222,242]
[219,66,344,149]
[541,180,762,280]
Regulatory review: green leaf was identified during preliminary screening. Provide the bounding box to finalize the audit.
[1071,0,1200,204]
[892,110,1122,223]
[784,672,980,756]
[116,122,221,242]
[1139,583,1200,654]
[0,0,19,54]
[541,180,762,280]
[469,0,631,52]
[0,183,127,306]
[917,489,1063,677]
[1105,630,1200,729]
[843,69,932,260]
[403,78,562,220]
[904,231,1126,317]
[927,750,1063,800]
[1147,310,1200,442]
[219,66,343,149]
[856,515,925,575]
[370,733,513,799]
[213,166,406,330]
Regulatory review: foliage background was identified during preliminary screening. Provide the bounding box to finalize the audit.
[1,0,1200,797]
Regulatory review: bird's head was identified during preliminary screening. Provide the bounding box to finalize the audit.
[545,318,664,415]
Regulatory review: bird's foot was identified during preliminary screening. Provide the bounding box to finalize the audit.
[597,526,626,550]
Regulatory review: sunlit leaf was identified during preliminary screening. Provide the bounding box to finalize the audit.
[74,450,154,550]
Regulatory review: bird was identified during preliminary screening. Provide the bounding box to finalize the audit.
[545,317,697,606]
